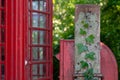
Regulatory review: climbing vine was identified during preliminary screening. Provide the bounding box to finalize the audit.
[76,12,98,80]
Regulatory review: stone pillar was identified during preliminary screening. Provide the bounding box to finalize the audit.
[75,5,100,80]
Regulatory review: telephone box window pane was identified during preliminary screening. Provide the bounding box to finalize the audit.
[1,0,5,7]
[32,64,37,75]
[1,64,5,80]
[32,30,47,44]
[0,28,5,43]
[39,14,46,28]
[1,47,5,61]
[32,0,38,10]
[39,0,46,11]
[32,13,39,27]
[1,10,5,25]
[32,13,46,28]
[32,0,46,11]
[32,47,46,61]
[32,64,47,79]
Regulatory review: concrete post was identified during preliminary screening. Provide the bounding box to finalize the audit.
[75,4,100,80]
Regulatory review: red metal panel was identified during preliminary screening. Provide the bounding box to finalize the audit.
[12,0,25,80]
[6,0,13,80]
[57,40,118,80]
[100,42,118,80]
[57,40,74,80]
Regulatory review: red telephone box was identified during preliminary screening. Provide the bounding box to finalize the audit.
[0,0,53,80]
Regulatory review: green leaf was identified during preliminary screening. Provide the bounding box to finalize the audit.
[79,28,86,35]
[83,68,94,80]
[85,52,95,60]
[85,34,95,44]
[83,23,89,28]
[80,60,88,69]
[76,43,88,54]
[81,20,89,28]
[81,20,85,24]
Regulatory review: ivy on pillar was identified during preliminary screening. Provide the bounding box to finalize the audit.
[75,4,100,80]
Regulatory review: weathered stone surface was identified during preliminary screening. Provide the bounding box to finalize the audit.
[75,4,100,80]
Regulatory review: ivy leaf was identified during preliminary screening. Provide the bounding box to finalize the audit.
[81,20,85,24]
[80,60,88,69]
[79,28,86,35]
[85,34,95,44]
[76,43,88,54]
[81,20,89,28]
[83,23,89,28]
[85,52,95,60]
[83,68,94,80]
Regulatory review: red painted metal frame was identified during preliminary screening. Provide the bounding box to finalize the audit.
[56,40,74,80]
[4,0,26,79]
[11,1,27,79]
[27,0,53,80]
[57,40,118,80]
[100,42,118,80]
[6,0,12,80]
[11,0,25,80]
[1,0,53,80]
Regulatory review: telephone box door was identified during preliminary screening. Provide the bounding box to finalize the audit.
[25,0,53,80]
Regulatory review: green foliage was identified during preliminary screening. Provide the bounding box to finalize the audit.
[53,56,59,80]
[81,20,89,28]
[100,1,120,79]
[75,0,100,4]
[76,43,88,54]
[83,68,95,80]
[81,20,85,24]
[83,23,89,28]
[80,60,89,68]
[85,35,95,44]
[85,52,95,60]
[80,28,87,35]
